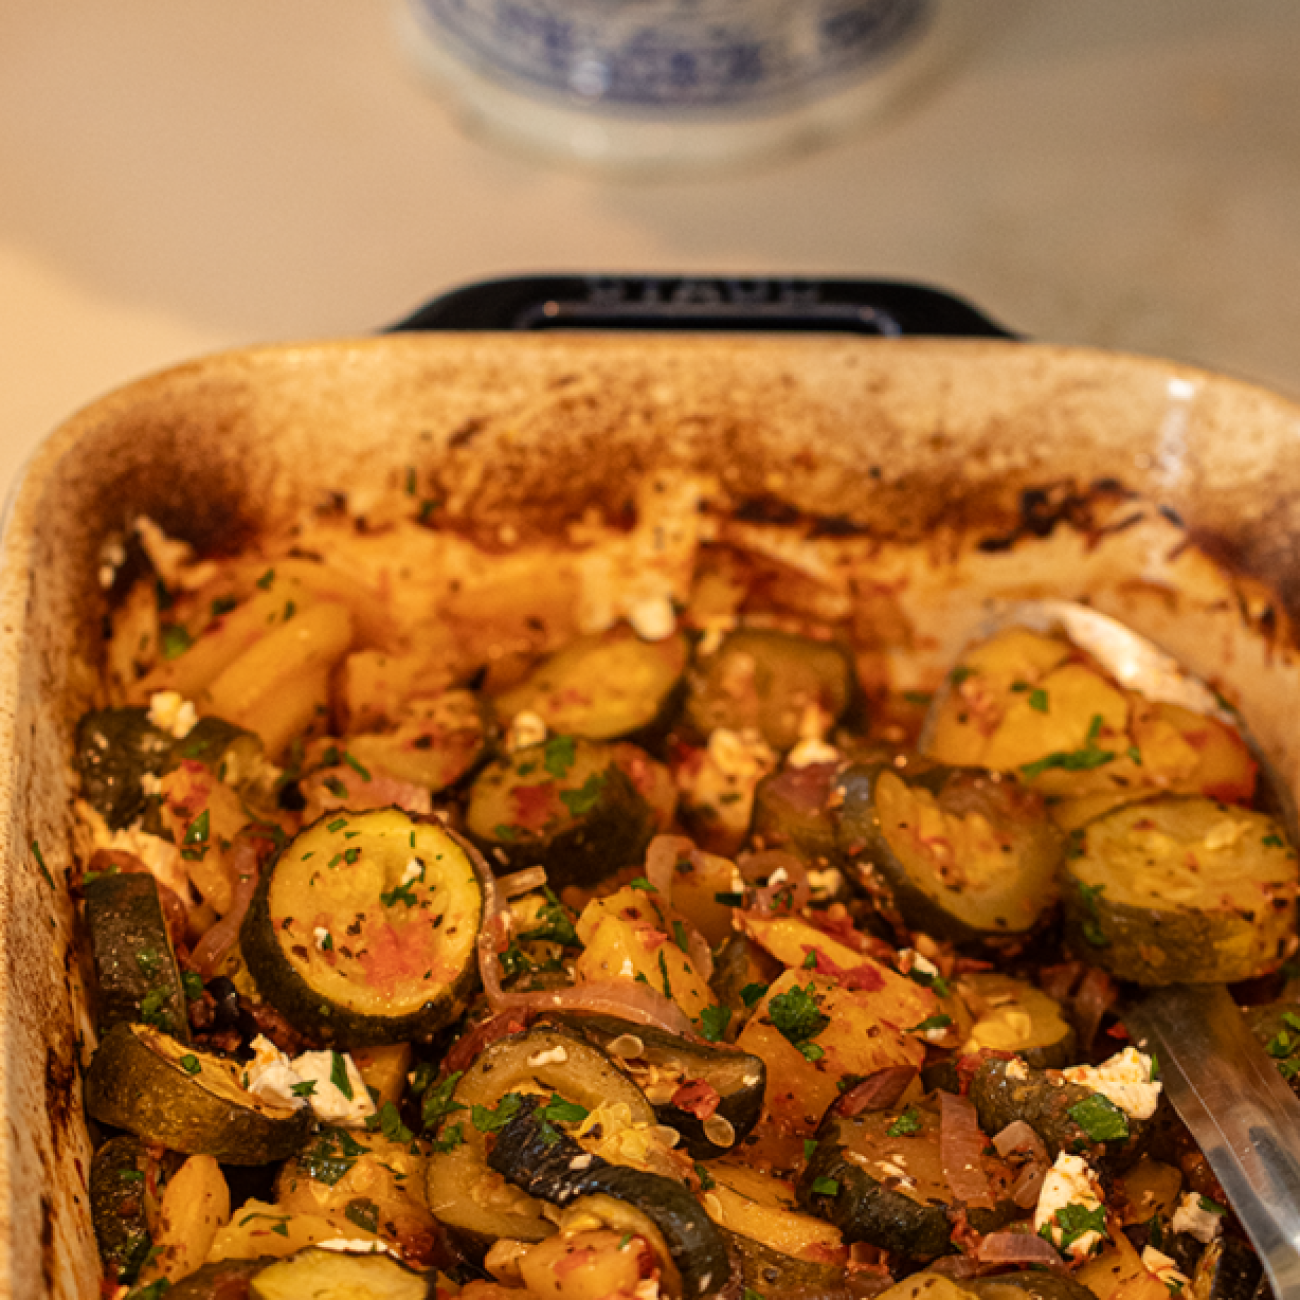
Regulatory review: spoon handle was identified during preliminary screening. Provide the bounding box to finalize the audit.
[1127,984,1300,1298]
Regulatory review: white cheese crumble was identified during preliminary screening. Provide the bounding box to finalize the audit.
[147,690,198,740]
[506,710,548,753]
[313,927,332,951]
[400,857,425,887]
[245,1035,375,1127]
[101,825,193,905]
[1034,1152,1106,1261]
[900,949,939,979]
[788,737,840,768]
[706,727,775,781]
[619,959,636,978]
[1004,1058,1030,1082]
[139,772,163,797]
[1142,1246,1189,1292]
[1062,1046,1161,1121]
[527,1045,569,1068]
[1171,1191,1224,1243]
[316,1238,398,1256]
[807,866,844,898]
[628,595,676,642]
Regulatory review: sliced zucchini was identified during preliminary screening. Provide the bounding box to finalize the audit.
[90,1135,166,1285]
[834,762,1061,941]
[543,1013,767,1159]
[494,624,689,741]
[464,737,656,888]
[488,1093,733,1300]
[970,1273,1100,1300]
[345,689,488,793]
[166,1258,277,1299]
[77,707,174,831]
[957,973,1076,1070]
[240,808,484,1045]
[86,871,191,1042]
[684,628,855,753]
[708,933,783,1018]
[721,1228,850,1300]
[798,1102,1013,1259]
[249,1247,434,1299]
[1243,1000,1300,1093]
[1062,795,1298,985]
[84,1022,313,1164]
[967,1056,1147,1172]
[1189,1235,1262,1300]
[424,1026,656,1254]
[750,762,842,867]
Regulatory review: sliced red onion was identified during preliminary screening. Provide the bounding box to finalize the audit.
[498,865,549,899]
[1075,966,1118,1054]
[835,1066,918,1118]
[938,1091,995,1210]
[976,1230,1064,1268]
[643,834,715,983]
[991,1120,1048,1163]
[1011,1162,1047,1209]
[189,834,262,976]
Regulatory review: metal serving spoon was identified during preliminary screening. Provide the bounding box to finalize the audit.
[924,599,1300,1298]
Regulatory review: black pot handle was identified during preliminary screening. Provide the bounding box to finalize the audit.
[386,275,1016,338]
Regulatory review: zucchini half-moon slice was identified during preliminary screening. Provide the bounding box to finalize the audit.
[488,1094,734,1300]
[834,762,1061,942]
[240,808,484,1045]
[424,1026,656,1255]
[84,1022,313,1164]
[1062,794,1298,985]
[248,1247,434,1300]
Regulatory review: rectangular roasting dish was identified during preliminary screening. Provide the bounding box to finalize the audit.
[5,277,1300,1297]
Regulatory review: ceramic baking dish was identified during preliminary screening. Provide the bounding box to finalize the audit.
[4,277,1300,1296]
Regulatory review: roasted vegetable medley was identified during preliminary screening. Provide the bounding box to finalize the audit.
[72,503,1300,1300]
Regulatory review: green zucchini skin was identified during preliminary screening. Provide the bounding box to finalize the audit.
[1243,1000,1300,1094]
[833,762,1060,943]
[1188,1235,1262,1300]
[750,763,842,867]
[957,973,1077,1071]
[720,1229,850,1300]
[465,738,656,888]
[165,1258,277,1299]
[240,810,484,1047]
[248,1247,436,1300]
[488,1095,735,1300]
[798,1106,1013,1260]
[494,625,689,744]
[90,1135,163,1285]
[1062,795,1298,985]
[967,1057,1147,1173]
[77,707,174,831]
[84,1022,313,1165]
[541,1013,767,1160]
[424,1026,657,1256]
[968,1273,1100,1300]
[86,872,191,1043]
[683,628,855,753]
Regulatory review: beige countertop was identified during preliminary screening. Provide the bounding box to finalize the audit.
[3,1,1299,501]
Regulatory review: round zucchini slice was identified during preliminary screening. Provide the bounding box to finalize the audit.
[750,763,842,867]
[834,762,1061,941]
[240,808,484,1045]
[1062,795,1299,985]
[424,1026,657,1255]
[957,973,1076,1070]
[494,624,689,741]
[971,1272,1110,1300]
[90,1135,168,1286]
[86,871,191,1042]
[76,706,174,831]
[465,737,656,888]
[683,628,855,753]
[84,1022,313,1164]
[249,1247,434,1299]
[798,1103,1014,1259]
[721,1228,850,1300]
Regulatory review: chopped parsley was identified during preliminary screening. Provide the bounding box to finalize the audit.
[138,988,173,1033]
[698,1006,732,1043]
[31,840,54,890]
[1263,834,1286,848]
[629,876,658,892]
[343,752,372,782]
[520,887,579,947]
[672,919,691,955]
[543,735,576,779]
[713,891,745,907]
[160,623,192,660]
[740,982,769,1009]
[380,879,419,909]
[768,981,829,1060]
[329,1051,354,1101]
[887,1105,923,1137]
[695,1163,716,1191]
[1076,880,1111,948]
[471,1093,523,1134]
[256,568,275,590]
[301,1128,368,1185]
[1068,1093,1130,1142]
[181,971,205,1001]
[810,1176,840,1197]
[560,772,605,816]
[910,1013,953,1035]
[1021,714,1116,779]
[178,1054,201,1075]
[429,1122,465,1154]
[1028,688,1049,713]
[1043,1202,1108,1253]
[366,1101,414,1144]
[421,1071,466,1131]
[291,1080,317,1098]
[344,1199,379,1234]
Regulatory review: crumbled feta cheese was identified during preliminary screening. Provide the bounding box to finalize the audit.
[628,595,676,642]
[1142,1246,1189,1292]
[1034,1152,1106,1261]
[568,1153,594,1171]
[1171,1191,1224,1243]
[807,866,843,898]
[632,1277,663,1300]
[1063,1047,1161,1120]
[1004,1058,1030,1082]
[767,866,789,889]
[400,857,424,887]
[527,1046,569,1068]
[901,949,939,979]
[619,959,636,978]
[507,710,548,752]
[245,1035,375,1127]
[147,690,198,739]
[706,728,775,782]
[788,737,840,768]
[139,772,163,797]
[315,1238,398,1256]
[313,927,332,951]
